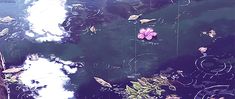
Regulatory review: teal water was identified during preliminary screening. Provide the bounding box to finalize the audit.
[0,0,235,98]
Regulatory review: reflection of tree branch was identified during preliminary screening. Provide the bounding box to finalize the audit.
[179,0,191,6]
[0,52,8,99]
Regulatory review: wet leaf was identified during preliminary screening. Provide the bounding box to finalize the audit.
[208,30,216,38]
[131,81,142,90]
[90,26,97,33]
[168,85,176,91]
[0,16,14,23]
[128,14,142,21]
[126,85,137,94]
[0,28,9,37]
[137,95,142,99]
[128,95,136,99]
[198,47,207,53]
[94,77,112,88]
[142,88,151,93]
[139,19,156,24]
[166,94,181,99]
[2,67,24,74]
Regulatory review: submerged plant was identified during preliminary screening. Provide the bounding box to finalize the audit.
[125,74,177,99]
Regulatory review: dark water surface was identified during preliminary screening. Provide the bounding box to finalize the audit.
[0,0,235,99]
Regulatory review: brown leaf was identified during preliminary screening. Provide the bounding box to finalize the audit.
[2,67,24,74]
[94,77,112,88]
[139,19,156,24]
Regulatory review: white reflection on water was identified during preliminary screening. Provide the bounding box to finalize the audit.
[19,55,77,99]
[25,0,68,42]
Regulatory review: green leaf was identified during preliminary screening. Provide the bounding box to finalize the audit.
[128,95,136,99]
[131,81,143,90]
[142,94,150,99]
[126,85,137,94]
[137,95,142,99]
[142,88,151,93]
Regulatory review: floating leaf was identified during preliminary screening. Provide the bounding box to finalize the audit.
[166,94,181,99]
[2,67,24,74]
[94,77,112,88]
[168,85,176,91]
[0,28,9,37]
[198,47,207,53]
[128,14,142,21]
[0,16,14,23]
[208,30,216,38]
[90,26,97,33]
[139,19,156,24]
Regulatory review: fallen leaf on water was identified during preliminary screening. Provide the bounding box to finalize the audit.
[94,77,112,88]
[2,67,24,74]
[0,28,9,37]
[139,19,156,24]
[208,30,216,38]
[128,14,142,21]
[0,16,14,23]
[165,94,181,99]
[90,26,97,33]
[198,47,207,53]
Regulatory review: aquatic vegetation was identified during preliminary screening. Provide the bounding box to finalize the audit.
[128,14,142,21]
[0,28,9,37]
[4,73,22,84]
[139,19,156,24]
[125,75,177,99]
[0,16,14,23]
[165,94,181,99]
[137,28,157,40]
[94,77,112,88]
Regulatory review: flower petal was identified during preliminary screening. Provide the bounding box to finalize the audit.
[150,32,157,36]
[145,35,153,40]
[137,33,145,39]
[146,28,153,33]
[139,28,146,33]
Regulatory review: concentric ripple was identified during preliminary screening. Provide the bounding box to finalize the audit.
[194,85,235,99]
[193,55,234,79]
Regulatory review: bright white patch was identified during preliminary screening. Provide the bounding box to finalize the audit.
[25,0,68,42]
[19,55,77,99]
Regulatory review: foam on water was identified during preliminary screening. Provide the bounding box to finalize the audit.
[25,0,68,42]
[19,55,77,99]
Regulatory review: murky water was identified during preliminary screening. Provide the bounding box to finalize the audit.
[0,0,234,99]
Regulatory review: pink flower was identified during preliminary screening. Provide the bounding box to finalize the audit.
[137,28,157,40]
